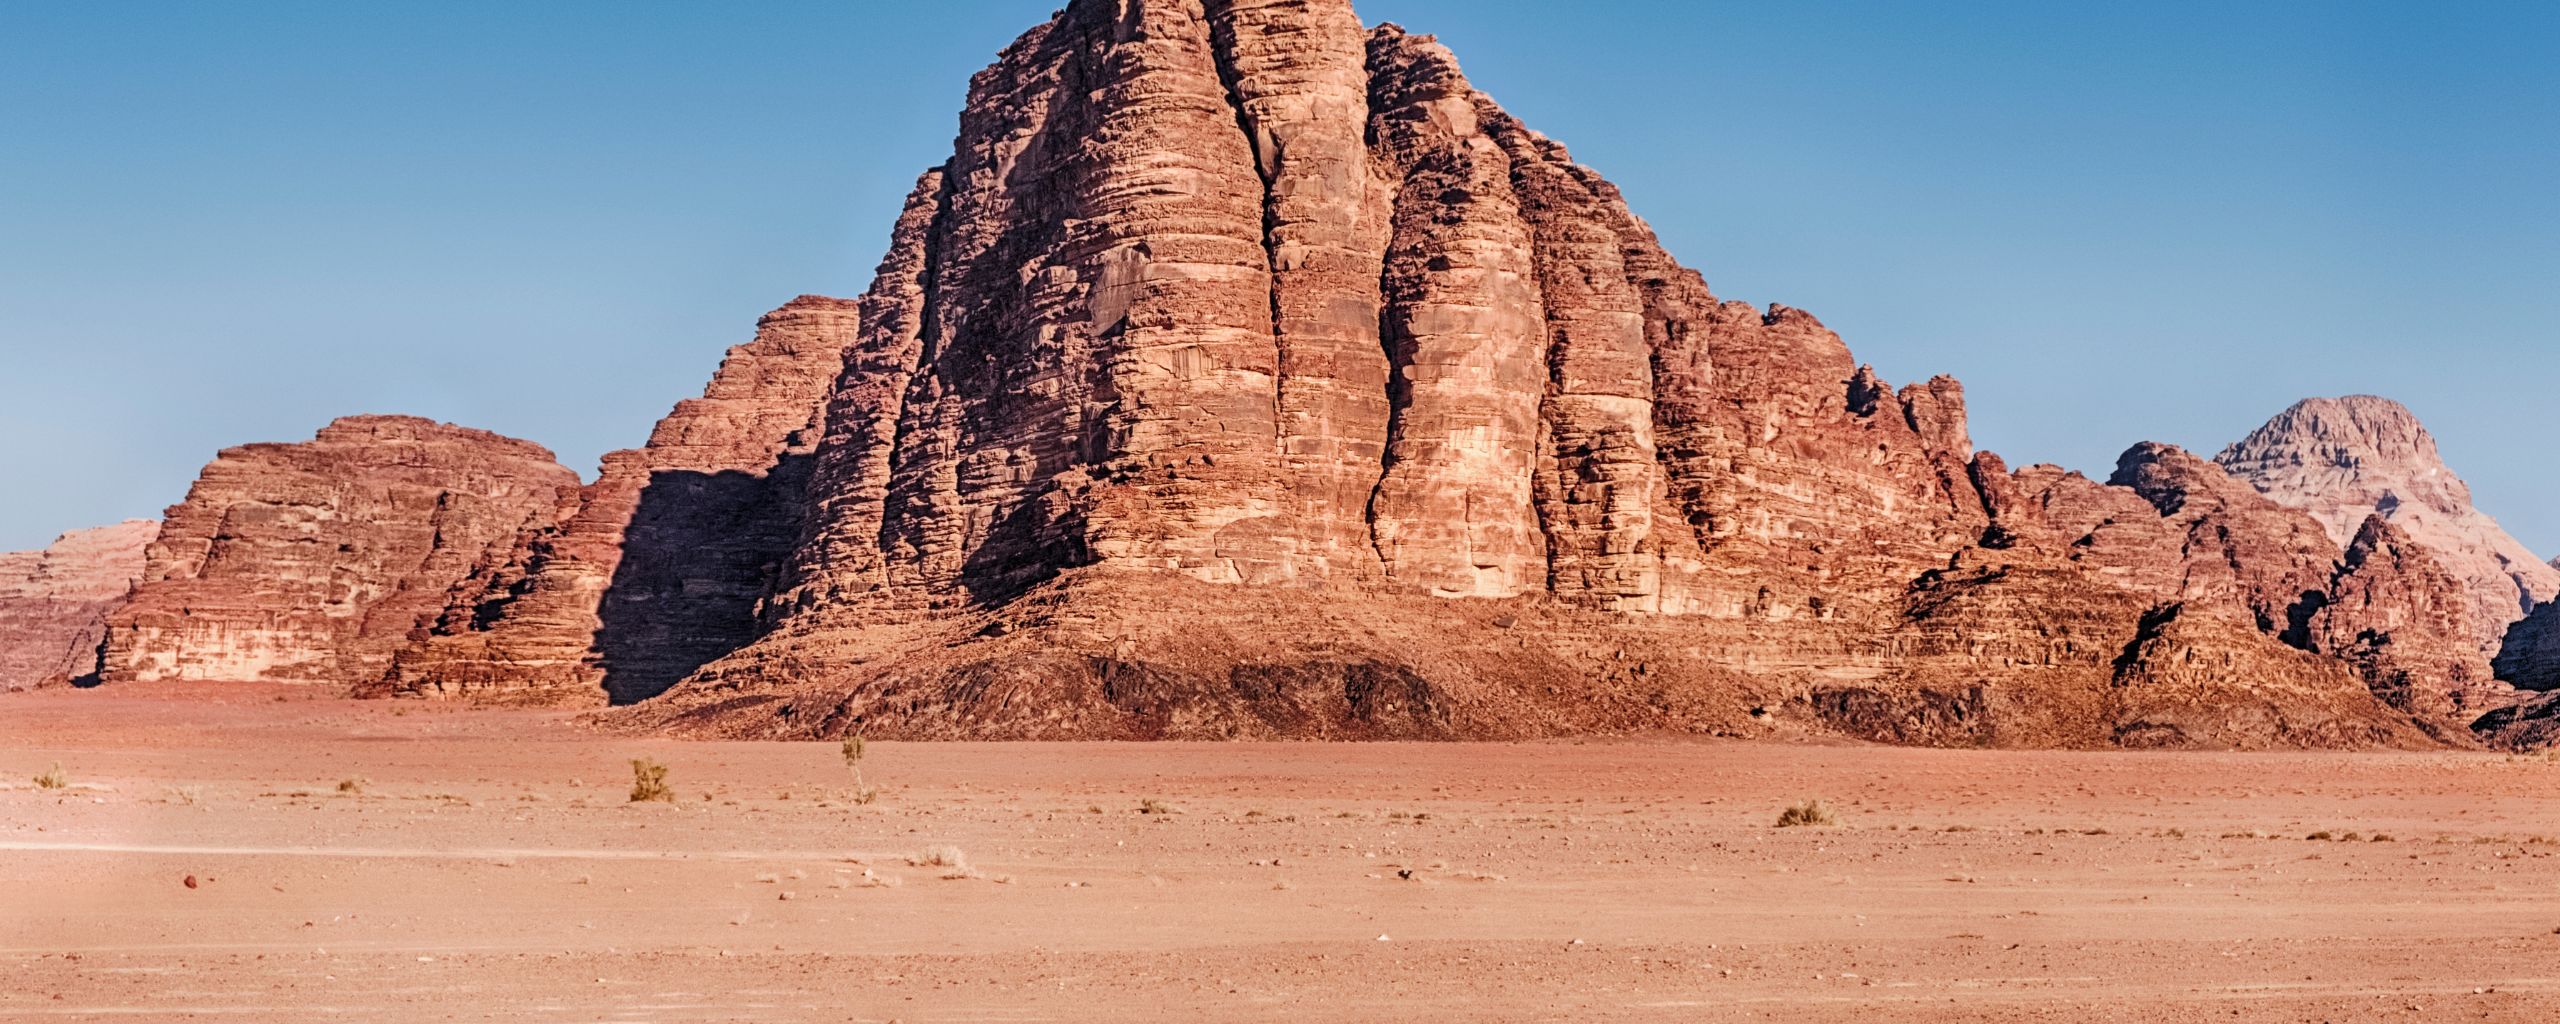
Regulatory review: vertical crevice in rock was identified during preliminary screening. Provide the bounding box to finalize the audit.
[877,0,1286,603]
[1205,0,1392,580]
[768,169,950,622]
[1482,110,1660,610]
[1359,25,1548,598]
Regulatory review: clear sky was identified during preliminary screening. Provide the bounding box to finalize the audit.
[2,1,2553,554]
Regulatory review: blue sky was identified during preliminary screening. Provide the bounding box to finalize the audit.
[2,1,2553,553]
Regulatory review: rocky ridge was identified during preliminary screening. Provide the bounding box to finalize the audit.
[369,297,860,706]
[96,417,579,685]
[0,520,156,690]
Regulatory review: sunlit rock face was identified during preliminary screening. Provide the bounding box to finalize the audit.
[0,520,155,690]
[97,417,579,686]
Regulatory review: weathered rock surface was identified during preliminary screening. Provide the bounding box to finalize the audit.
[2304,515,2499,718]
[371,297,859,705]
[0,520,156,690]
[2473,689,2560,751]
[596,0,2476,750]
[2216,396,2560,651]
[96,417,578,685]
[2496,601,2560,693]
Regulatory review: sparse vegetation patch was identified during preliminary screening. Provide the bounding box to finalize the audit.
[628,758,672,803]
[1776,799,1838,828]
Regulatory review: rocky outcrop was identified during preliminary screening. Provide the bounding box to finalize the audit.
[2216,396,2560,651]
[2496,602,2560,692]
[2473,690,2560,751]
[592,0,2476,750]
[96,417,578,686]
[370,297,859,705]
[0,520,156,690]
[2303,516,2498,717]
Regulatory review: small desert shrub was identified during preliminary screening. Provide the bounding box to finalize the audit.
[1138,798,1172,815]
[628,758,673,803]
[2306,831,2334,841]
[32,764,68,790]
[1776,799,1838,828]
[336,777,368,795]
[840,734,878,805]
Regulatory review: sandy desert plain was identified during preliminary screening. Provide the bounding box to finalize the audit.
[0,683,2551,1022]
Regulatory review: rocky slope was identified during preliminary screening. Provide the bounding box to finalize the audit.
[597,0,2491,749]
[96,417,579,685]
[0,520,156,690]
[2216,396,2560,652]
[369,297,860,706]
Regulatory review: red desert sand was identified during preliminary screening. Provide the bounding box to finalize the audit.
[5,682,2558,1022]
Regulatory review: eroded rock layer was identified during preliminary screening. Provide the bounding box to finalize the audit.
[97,418,578,685]
[369,297,860,706]
[0,520,156,690]
[608,0,2487,749]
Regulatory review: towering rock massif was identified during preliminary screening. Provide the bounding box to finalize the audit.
[2216,396,2560,652]
[371,297,859,705]
[604,0,2483,748]
[0,520,156,690]
[96,417,578,685]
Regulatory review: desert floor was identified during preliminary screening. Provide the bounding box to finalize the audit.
[3,684,2557,1022]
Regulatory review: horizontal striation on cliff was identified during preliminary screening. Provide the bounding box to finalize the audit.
[0,520,156,690]
[98,417,580,686]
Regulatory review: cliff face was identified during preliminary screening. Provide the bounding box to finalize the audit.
[598,0,2482,749]
[0,520,156,690]
[97,417,579,686]
[370,297,860,706]
[2216,396,2560,651]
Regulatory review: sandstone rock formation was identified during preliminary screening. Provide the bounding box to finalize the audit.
[0,520,156,690]
[2496,601,2560,692]
[2473,690,2560,751]
[370,297,859,705]
[2216,396,2560,652]
[595,0,2480,749]
[96,417,578,685]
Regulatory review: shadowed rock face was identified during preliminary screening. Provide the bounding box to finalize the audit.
[97,417,579,686]
[0,520,156,690]
[370,297,859,706]
[592,0,2495,749]
[2216,396,2560,651]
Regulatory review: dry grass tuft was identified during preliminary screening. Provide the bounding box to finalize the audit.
[336,777,369,795]
[628,758,673,803]
[32,763,68,790]
[1138,798,1173,815]
[908,845,978,879]
[1775,799,1839,829]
